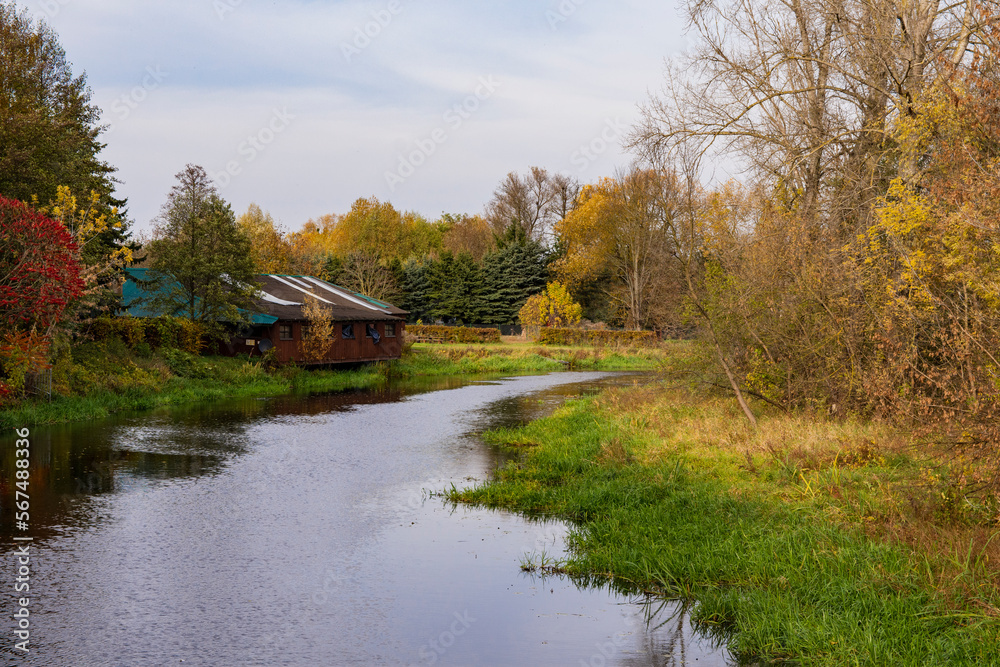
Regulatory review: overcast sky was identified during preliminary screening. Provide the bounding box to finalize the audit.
[38,0,687,234]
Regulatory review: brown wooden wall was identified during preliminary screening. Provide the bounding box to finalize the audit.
[228,321,405,364]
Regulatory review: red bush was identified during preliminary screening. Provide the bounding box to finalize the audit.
[0,380,13,406]
[0,195,85,333]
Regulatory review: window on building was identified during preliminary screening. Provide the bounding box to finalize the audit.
[385,323,396,338]
[341,324,354,339]
[366,323,381,344]
[279,324,293,341]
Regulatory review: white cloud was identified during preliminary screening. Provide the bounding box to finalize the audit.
[38,0,687,232]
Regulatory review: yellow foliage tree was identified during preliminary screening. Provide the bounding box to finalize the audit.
[298,295,336,363]
[35,186,132,316]
[237,203,292,274]
[287,197,446,280]
[552,183,613,289]
[291,197,443,264]
[518,282,583,338]
[554,170,681,330]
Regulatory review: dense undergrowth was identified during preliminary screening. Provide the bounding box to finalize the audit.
[453,383,1000,665]
[0,338,670,428]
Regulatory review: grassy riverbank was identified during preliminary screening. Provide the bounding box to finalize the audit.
[400,341,671,375]
[453,383,1000,665]
[0,339,669,428]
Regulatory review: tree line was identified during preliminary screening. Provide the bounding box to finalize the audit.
[8,0,1000,461]
[225,174,563,327]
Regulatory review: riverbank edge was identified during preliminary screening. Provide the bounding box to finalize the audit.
[451,385,1000,666]
[0,342,669,429]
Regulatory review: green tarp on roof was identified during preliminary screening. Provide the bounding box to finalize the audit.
[123,268,278,325]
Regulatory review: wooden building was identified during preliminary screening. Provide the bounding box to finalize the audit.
[123,269,408,364]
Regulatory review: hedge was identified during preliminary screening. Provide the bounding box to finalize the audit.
[89,316,208,354]
[536,327,657,347]
[406,324,502,344]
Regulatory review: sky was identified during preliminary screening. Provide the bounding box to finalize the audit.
[37,0,689,234]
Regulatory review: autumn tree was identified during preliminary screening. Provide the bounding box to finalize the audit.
[549,173,581,222]
[338,250,399,302]
[298,295,335,363]
[0,2,130,327]
[143,165,259,327]
[555,168,681,330]
[237,204,292,274]
[0,195,83,397]
[518,282,583,338]
[287,197,445,298]
[34,186,134,321]
[0,195,84,336]
[633,0,991,228]
[441,213,494,261]
[0,3,120,209]
[622,0,1000,428]
[295,197,442,262]
[841,37,1000,449]
[286,216,336,277]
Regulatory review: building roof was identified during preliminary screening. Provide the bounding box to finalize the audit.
[253,274,407,322]
[123,269,407,323]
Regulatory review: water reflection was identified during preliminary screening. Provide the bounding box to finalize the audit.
[0,372,743,666]
[0,376,478,541]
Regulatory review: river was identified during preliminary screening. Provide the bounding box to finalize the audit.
[1,372,737,666]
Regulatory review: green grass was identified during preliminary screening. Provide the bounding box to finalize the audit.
[452,389,1000,666]
[399,341,674,375]
[0,339,666,428]
[0,361,384,429]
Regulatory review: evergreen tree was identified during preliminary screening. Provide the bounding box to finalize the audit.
[396,225,547,326]
[426,252,460,323]
[144,165,259,328]
[399,257,432,323]
[480,225,549,324]
[452,253,487,324]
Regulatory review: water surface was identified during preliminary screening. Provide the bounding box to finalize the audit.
[1,372,737,666]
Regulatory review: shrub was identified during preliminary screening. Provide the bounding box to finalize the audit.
[161,348,203,378]
[536,328,657,347]
[518,282,583,335]
[0,196,85,333]
[0,381,13,406]
[406,324,501,343]
[90,316,207,354]
[0,331,51,395]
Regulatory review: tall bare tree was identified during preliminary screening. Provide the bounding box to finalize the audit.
[339,250,397,302]
[633,0,989,225]
[485,167,579,243]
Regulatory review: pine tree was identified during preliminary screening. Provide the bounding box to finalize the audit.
[427,252,459,323]
[480,225,549,324]
[452,253,487,324]
[399,257,431,323]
